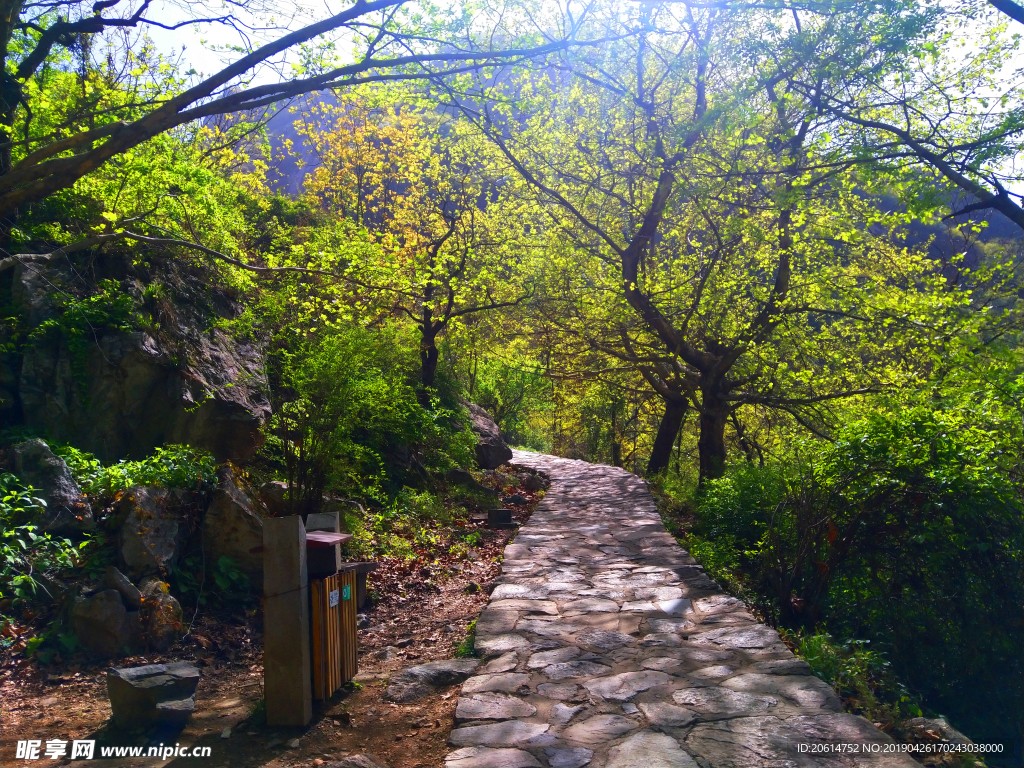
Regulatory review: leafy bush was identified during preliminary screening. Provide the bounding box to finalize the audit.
[789,631,921,725]
[694,463,787,544]
[263,322,474,515]
[0,473,91,605]
[171,555,251,607]
[57,444,218,497]
[680,533,744,595]
[695,406,1024,748]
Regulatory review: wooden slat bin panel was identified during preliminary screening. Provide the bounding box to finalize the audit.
[310,571,359,700]
[338,569,358,682]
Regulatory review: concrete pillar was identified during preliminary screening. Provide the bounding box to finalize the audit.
[263,516,311,727]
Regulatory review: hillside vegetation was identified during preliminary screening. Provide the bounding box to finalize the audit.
[0,0,1022,761]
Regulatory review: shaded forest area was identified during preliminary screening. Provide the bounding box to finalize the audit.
[0,0,1022,763]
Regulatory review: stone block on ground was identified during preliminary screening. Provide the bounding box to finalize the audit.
[107,662,200,728]
[446,747,541,768]
[456,692,537,721]
[606,730,696,768]
[448,720,550,748]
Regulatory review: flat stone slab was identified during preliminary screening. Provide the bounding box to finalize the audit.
[563,714,639,743]
[457,692,538,721]
[542,660,612,680]
[607,730,697,768]
[445,451,919,768]
[546,747,593,768]
[449,720,550,748]
[582,670,671,701]
[673,687,779,716]
[446,747,541,768]
[527,647,580,668]
[463,673,531,694]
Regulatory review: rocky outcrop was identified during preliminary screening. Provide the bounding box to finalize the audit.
[72,568,180,656]
[104,565,142,608]
[5,261,269,463]
[11,439,92,532]
[107,662,200,728]
[118,486,189,578]
[465,403,513,470]
[203,465,265,578]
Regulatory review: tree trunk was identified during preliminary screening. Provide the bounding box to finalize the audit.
[419,323,439,407]
[646,398,687,476]
[698,388,729,483]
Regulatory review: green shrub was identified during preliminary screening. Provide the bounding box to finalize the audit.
[0,473,91,605]
[695,463,788,545]
[57,444,218,497]
[681,533,744,594]
[789,631,921,724]
[171,555,251,607]
[263,322,475,515]
[455,619,477,658]
[694,406,1024,749]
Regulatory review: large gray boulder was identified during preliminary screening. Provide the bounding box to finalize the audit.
[71,590,134,657]
[465,403,513,470]
[11,439,93,532]
[118,487,187,578]
[107,662,200,728]
[202,465,265,578]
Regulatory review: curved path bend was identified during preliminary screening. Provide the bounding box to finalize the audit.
[445,451,919,768]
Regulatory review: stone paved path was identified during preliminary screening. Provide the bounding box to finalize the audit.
[445,451,920,768]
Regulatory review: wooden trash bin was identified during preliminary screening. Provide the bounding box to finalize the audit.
[310,568,358,700]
